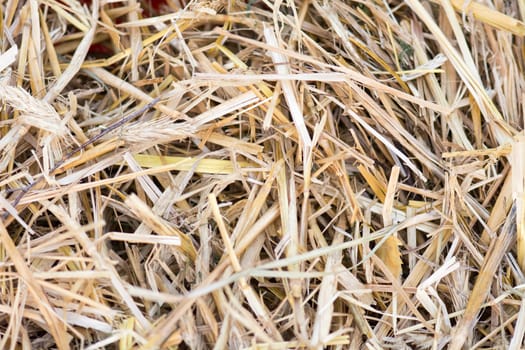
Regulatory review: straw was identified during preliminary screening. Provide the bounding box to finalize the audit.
[0,0,523,348]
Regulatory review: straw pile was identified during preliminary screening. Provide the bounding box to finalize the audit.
[1,0,525,348]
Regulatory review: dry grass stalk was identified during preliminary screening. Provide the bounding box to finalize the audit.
[449,205,516,350]
[0,0,524,348]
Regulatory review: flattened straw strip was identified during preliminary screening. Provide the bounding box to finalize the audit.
[84,334,123,350]
[28,0,44,96]
[0,46,17,73]
[129,154,256,174]
[512,136,525,271]
[311,232,344,346]
[16,5,30,88]
[39,9,61,77]
[509,298,525,349]
[116,13,257,28]
[378,166,402,278]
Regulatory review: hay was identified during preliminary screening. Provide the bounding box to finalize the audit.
[0,0,524,348]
